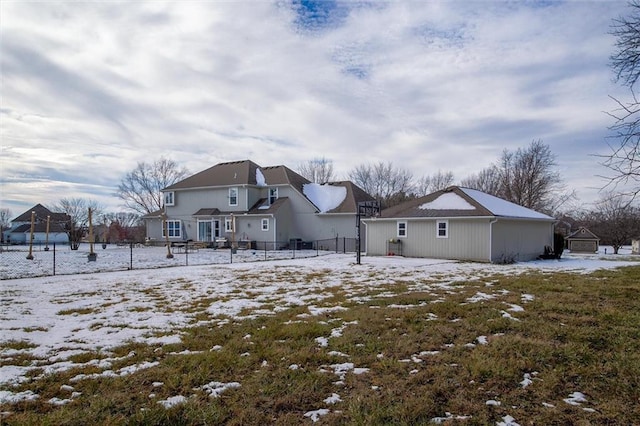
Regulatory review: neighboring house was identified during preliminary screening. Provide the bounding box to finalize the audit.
[143,160,374,247]
[3,204,70,244]
[564,227,600,253]
[363,186,556,263]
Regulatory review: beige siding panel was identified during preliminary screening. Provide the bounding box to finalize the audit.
[491,220,554,262]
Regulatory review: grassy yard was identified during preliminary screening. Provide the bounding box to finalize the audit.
[1,265,639,425]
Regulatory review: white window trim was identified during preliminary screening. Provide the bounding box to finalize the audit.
[164,191,175,206]
[163,220,181,238]
[225,217,233,232]
[397,221,407,238]
[269,187,278,205]
[436,220,448,238]
[261,218,269,231]
[229,187,238,206]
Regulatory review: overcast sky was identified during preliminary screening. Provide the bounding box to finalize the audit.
[0,0,633,218]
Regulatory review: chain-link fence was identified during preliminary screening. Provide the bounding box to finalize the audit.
[1,237,358,280]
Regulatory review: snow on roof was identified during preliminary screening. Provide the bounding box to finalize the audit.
[256,168,266,187]
[460,187,553,220]
[303,183,347,213]
[419,192,476,210]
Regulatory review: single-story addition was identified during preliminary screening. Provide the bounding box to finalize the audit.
[564,227,600,253]
[363,186,556,263]
[3,204,70,244]
[143,160,375,248]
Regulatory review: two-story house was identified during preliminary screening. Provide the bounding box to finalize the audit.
[143,160,374,248]
[3,204,70,244]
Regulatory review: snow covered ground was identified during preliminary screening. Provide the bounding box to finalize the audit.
[0,246,637,422]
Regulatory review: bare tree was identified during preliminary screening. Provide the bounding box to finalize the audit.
[460,166,502,195]
[297,157,335,184]
[582,193,640,254]
[601,1,640,201]
[462,140,572,215]
[52,198,104,250]
[415,170,455,196]
[117,157,189,215]
[348,161,414,208]
[0,208,12,242]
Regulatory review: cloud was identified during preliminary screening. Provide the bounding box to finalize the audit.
[0,0,633,218]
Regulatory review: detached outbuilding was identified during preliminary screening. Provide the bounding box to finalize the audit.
[363,186,556,263]
[565,227,600,253]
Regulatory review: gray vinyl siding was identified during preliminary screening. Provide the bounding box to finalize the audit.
[367,218,554,262]
[490,219,554,262]
[365,218,491,261]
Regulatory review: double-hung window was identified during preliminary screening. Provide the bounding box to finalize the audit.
[229,187,238,206]
[397,221,407,238]
[269,188,278,205]
[164,191,175,206]
[225,217,233,232]
[436,220,448,238]
[163,220,181,238]
[261,218,269,231]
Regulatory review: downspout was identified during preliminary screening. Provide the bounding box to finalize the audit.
[272,214,277,251]
[489,217,498,263]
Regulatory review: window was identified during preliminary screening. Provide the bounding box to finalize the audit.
[261,218,269,231]
[437,220,448,238]
[164,191,174,206]
[229,187,238,206]
[269,188,278,205]
[225,217,234,232]
[397,221,407,238]
[163,220,181,238]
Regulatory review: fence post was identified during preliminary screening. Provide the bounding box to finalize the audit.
[335,235,338,253]
[264,242,267,261]
[53,242,56,276]
[130,242,133,270]
[185,242,189,266]
[230,247,233,264]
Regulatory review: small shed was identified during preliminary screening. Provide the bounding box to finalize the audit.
[632,239,639,255]
[565,227,599,253]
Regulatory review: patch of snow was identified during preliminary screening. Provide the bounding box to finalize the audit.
[304,408,330,422]
[505,303,524,312]
[486,399,501,406]
[419,193,476,210]
[564,392,588,406]
[477,336,488,345]
[521,294,535,303]
[520,373,533,388]
[315,337,329,347]
[497,415,521,426]
[157,395,187,409]
[0,390,39,404]
[289,364,299,370]
[303,183,347,213]
[324,393,341,404]
[256,169,266,187]
[460,187,553,220]
[199,381,241,398]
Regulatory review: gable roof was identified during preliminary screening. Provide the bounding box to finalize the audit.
[565,226,600,241]
[379,186,554,220]
[12,204,70,224]
[260,165,310,194]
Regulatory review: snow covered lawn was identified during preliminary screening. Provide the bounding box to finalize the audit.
[1,249,638,424]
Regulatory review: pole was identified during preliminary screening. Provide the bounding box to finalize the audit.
[88,208,96,261]
[163,213,174,259]
[26,211,35,260]
[44,215,50,251]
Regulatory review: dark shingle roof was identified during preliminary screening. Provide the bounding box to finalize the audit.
[12,204,70,224]
[164,160,261,190]
[260,165,310,194]
[323,181,376,214]
[247,197,289,214]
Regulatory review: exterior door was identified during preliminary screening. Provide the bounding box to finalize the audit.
[198,220,213,242]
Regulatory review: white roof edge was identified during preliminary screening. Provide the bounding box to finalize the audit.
[458,187,554,220]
